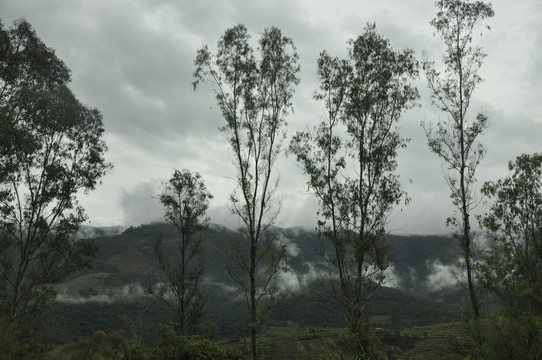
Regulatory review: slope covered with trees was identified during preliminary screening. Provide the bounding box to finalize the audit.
[46,223,461,344]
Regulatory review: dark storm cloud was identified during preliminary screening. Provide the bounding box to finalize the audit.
[1,0,540,232]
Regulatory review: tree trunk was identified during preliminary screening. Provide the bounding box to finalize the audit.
[458,30,479,319]
[250,240,258,360]
[460,141,478,318]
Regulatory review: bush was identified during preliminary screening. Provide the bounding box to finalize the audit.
[449,310,542,360]
[0,317,48,360]
[152,324,242,360]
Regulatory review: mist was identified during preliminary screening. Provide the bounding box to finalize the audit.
[56,283,147,304]
[425,260,462,292]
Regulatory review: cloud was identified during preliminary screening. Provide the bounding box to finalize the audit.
[76,225,125,239]
[1,0,540,235]
[383,264,401,289]
[425,260,462,292]
[277,262,327,292]
[56,283,146,304]
[408,266,418,285]
[277,233,301,258]
[206,203,241,230]
[276,259,403,293]
[202,277,238,295]
[120,179,163,226]
[278,183,318,231]
[473,232,493,250]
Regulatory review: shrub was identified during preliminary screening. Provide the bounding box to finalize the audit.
[153,324,242,360]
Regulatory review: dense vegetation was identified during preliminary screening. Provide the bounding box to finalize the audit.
[46,224,462,342]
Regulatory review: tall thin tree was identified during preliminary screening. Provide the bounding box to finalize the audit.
[147,169,213,335]
[422,0,494,318]
[194,25,300,360]
[290,23,418,355]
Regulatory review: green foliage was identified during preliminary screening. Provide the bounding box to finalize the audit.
[146,169,213,336]
[47,320,244,360]
[422,0,494,319]
[0,316,17,359]
[0,18,110,338]
[0,316,48,360]
[279,327,388,360]
[481,310,542,359]
[480,153,542,314]
[289,22,418,349]
[45,224,463,345]
[448,312,542,360]
[337,322,388,360]
[194,24,300,359]
[469,153,542,358]
[152,324,242,360]
[46,316,150,360]
[158,170,213,238]
[45,297,172,346]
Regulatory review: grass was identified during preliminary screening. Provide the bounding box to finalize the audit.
[103,248,151,275]
[54,272,113,294]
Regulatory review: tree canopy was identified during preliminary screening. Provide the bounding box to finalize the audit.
[290,23,419,355]
[0,19,111,333]
[148,169,213,336]
[194,24,300,360]
[422,0,494,318]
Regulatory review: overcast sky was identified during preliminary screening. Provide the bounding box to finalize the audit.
[1,0,541,234]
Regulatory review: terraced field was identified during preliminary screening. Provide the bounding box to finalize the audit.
[261,327,342,359]
[226,323,465,359]
[400,322,463,360]
[224,326,343,360]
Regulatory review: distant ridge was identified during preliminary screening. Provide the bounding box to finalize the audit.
[47,222,462,344]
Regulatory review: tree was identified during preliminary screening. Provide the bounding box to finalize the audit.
[147,169,213,336]
[480,154,542,314]
[422,0,494,318]
[290,23,418,355]
[476,153,542,358]
[194,24,300,359]
[0,19,110,335]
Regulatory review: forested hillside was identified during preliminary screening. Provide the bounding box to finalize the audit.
[47,223,461,345]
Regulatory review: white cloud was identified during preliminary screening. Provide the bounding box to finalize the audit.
[277,262,326,292]
[425,260,463,292]
[383,264,401,289]
[202,277,238,295]
[277,233,301,258]
[56,283,147,304]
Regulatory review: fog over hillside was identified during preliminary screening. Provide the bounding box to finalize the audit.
[61,223,462,305]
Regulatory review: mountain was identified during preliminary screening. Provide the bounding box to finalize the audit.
[47,223,463,344]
